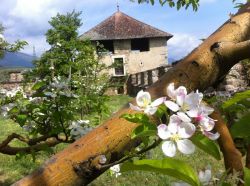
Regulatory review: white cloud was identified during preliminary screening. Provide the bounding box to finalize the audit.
[168,33,202,60]
[0,0,119,56]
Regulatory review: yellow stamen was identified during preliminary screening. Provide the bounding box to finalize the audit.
[170,134,180,142]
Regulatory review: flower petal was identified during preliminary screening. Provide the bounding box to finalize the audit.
[136,90,151,108]
[199,169,211,184]
[162,141,176,157]
[169,114,182,125]
[200,117,215,131]
[129,103,142,111]
[177,112,191,122]
[157,124,171,140]
[164,100,180,112]
[176,86,187,106]
[144,106,157,115]
[151,97,166,107]
[177,139,195,155]
[185,92,202,110]
[186,109,199,118]
[168,121,179,134]
[178,123,196,138]
[203,131,220,140]
[200,103,214,115]
[167,83,176,100]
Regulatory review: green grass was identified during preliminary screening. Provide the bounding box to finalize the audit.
[0,95,224,185]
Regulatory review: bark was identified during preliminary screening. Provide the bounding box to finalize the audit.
[211,111,243,172]
[246,144,250,169]
[14,3,250,186]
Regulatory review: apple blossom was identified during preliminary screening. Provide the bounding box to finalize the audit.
[69,120,91,139]
[198,168,212,185]
[187,104,220,140]
[157,115,196,157]
[165,84,202,114]
[129,90,165,115]
[110,164,121,177]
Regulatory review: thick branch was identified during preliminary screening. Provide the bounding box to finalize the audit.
[214,40,250,64]
[212,111,243,172]
[246,144,250,169]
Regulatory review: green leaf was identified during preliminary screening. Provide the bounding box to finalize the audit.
[191,134,221,160]
[16,114,27,126]
[120,113,149,124]
[222,90,250,110]
[131,122,156,139]
[244,168,250,186]
[32,81,47,90]
[155,104,167,119]
[230,113,250,138]
[121,158,200,186]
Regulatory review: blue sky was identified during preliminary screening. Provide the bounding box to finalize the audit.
[0,0,247,60]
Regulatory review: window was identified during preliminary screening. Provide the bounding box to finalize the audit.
[131,38,149,52]
[113,57,125,76]
[97,40,114,53]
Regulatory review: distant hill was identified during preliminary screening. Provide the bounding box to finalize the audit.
[0,51,35,68]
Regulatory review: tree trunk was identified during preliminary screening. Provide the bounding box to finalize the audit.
[14,3,250,186]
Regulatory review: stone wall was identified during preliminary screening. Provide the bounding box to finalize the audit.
[99,38,169,76]
[126,63,249,96]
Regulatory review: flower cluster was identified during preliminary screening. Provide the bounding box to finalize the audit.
[110,164,121,178]
[69,120,92,139]
[131,83,220,157]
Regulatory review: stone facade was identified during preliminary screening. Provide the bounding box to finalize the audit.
[99,38,168,76]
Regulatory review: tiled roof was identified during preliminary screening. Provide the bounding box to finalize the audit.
[80,11,173,40]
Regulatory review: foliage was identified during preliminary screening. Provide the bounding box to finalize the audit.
[131,0,200,11]
[121,158,200,186]
[0,23,28,58]
[0,11,114,157]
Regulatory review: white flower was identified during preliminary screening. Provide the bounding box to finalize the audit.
[165,84,202,114]
[198,169,212,185]
[129,90,165,115]
[44,92,57,98]
[110,164,121,177]
[69,120,92,139]
[187,104,219,140]
[157,115,196,157]
[1,103,15,117]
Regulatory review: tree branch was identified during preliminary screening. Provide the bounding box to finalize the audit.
[0,133,28,149]
[213,40,250,65]
[246,144,250,169]
[211,111,243,172]
[0,137,60,155]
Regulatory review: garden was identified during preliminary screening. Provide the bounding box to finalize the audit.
[0,0,250,185]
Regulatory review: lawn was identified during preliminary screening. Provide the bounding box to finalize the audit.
[0,95,224,185]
